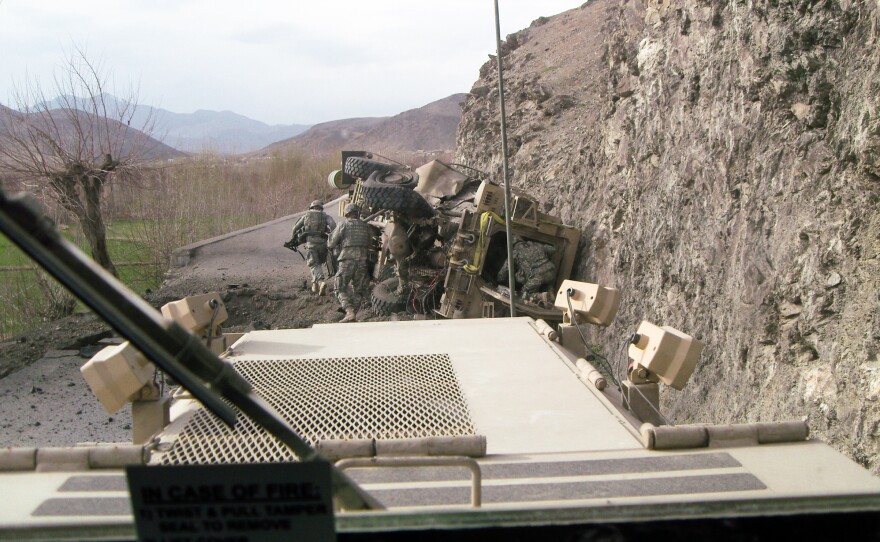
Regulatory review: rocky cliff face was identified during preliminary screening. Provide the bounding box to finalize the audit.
[457,0,880,471]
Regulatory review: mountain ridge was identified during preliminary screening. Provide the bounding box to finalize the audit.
[21,93,465,156]
[263,93,467,159]
[26,94,309,154]
[151,107,311,153]
[0,102,184,162]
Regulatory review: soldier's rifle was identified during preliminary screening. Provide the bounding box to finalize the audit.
[325,250,338,277]
[283,236,306,261]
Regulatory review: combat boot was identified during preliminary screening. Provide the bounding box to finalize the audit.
[340,308,357,323]
[318,281,327,296]
[311,281,318,294]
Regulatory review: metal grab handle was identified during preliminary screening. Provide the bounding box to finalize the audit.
[336,456,482,508]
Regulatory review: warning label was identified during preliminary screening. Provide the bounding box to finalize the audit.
[127,462,335,542]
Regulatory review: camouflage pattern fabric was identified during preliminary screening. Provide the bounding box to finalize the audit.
[334,258,369,311]
[498,240,557,295]
[291,210,337,283]
[328,218,372,261]
[292,210,337,245]
[329,217,373,310]
[306,244,329,282]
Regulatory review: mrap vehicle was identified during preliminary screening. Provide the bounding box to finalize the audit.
[1,189,879,541]
[327,152,580,321]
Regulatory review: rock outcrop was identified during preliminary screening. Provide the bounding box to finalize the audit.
[457,0,880,471]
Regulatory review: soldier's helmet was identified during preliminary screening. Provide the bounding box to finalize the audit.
[343,203,360,217]
[309,200,323,210]
[510,234,523,245]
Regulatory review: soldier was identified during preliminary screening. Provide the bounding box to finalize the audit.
[497,234,557,300]
[328,203,373,323]
[289,200,336,295]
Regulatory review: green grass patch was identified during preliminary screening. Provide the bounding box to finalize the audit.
[0,221,157,265]
[0,220,163,340]
[0,235,32,267]
[117,264,163,295]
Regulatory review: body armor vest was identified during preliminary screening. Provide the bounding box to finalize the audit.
[305,210,327,236]
[340,219,372,248]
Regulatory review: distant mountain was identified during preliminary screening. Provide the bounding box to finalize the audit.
[266,117,386,155]
[352,93,466,153]
[31,93,465,157]
[147,108,311,154]
[38,95,311,154]
[0,103,184,163]
[263,94,467,157]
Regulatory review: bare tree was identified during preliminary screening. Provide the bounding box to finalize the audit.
[0,47,157,276]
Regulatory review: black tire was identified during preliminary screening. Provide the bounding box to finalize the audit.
[377,262,396,282]
[367,169,418,189]
[361,180,435,219]
[371,277,408,315]
[343,157,395,180]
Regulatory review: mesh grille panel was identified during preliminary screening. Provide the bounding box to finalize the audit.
[159,353,476,465]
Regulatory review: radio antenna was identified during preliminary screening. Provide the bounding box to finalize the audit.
[494,0,517,317]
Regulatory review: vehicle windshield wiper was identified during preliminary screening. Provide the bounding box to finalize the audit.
[0,189,383,511]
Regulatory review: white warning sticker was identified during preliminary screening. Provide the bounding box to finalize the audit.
[127,462,335,542]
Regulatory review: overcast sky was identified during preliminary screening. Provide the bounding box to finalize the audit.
[0,1,586,126]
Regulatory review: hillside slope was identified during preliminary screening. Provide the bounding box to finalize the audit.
[0,105,184,162]
[351,93,466,153]
[457,0,880,471]
[265,117,386,155]
[36,96,310,154]
[151,108,310,154]
[265,94,466,158]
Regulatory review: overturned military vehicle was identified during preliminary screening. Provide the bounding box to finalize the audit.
[3,185,880,541]
[327,151,580,320]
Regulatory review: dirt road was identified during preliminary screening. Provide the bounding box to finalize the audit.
[0,198,361,447]
[166,198,344,293]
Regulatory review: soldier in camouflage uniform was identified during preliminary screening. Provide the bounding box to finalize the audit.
[497,235,557,300]
[290,200,336,295]
[328,203,373,323]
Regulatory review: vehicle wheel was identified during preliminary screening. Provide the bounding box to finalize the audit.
[371,277,408,315]
[366,169,418,189]
[377,262,396,282]
[343,157,395,180]
[361,179,434,219]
